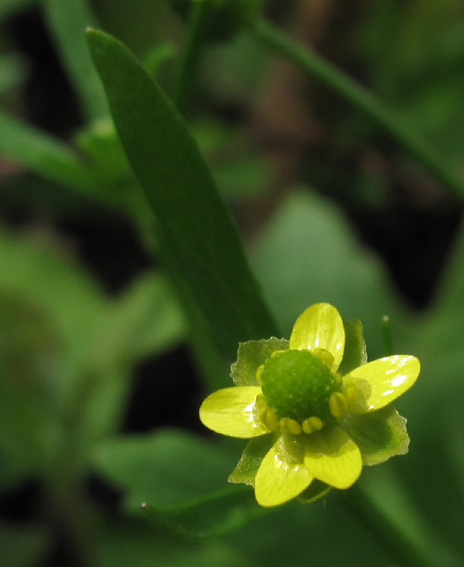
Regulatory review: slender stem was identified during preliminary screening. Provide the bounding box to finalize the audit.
[341,485,435,567]
[380,314,394,356]
[252,19,464,202]
[173,0,210,116]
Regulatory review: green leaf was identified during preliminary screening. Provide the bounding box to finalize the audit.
[86,28,278,359]
[98,520,259,567]
[93,429,271,539]
[142,486,265,541]
[0,111,99,191]
[44,0,109,122]
[96,271,185,363]
[92,429,238,509]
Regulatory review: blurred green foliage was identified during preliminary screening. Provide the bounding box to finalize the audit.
[0,1,464,566]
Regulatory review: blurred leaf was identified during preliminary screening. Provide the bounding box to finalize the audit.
[98,519,259,567]
[0,111,99,191]
[0,0,34,20]
[142,486,265,541]
[75,272,186,446]
[251,191,410,360]
[0,54,28,94]
[0,293,61,482]
[94,429,270,540]
[228,491,391,567]
[143,41,177,77]
[101,271,185,363]
[93,429,238,509]
[87,28,278,360]
[0,524,51,567]
[44,0,109,122]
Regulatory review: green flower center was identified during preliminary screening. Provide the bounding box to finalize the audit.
[260,349,339,424]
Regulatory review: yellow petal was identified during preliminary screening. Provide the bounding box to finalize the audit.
[199,387,269,438]
[289,303,345,372]
[343,355,420,413]
[254,436,313,507]
[304,425,362,489]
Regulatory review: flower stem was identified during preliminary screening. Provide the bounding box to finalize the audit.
[173,0,210,116]
[251,19,464,202]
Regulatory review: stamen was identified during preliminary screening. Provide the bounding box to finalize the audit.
[265,409,279,431]
[313,348,335,369]
[256,394,267,410]
[345,383,359,404]
[302,416,324,434]
[286,418,302,435]
[256,364,264,385]
[279,417,289,432]
[329,392,348,420]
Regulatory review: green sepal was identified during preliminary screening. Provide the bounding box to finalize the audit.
[338,318,367,376]
[341,405,409,466]
[231,337,289,386]
[228,434,276,485]
[297,479,332,504]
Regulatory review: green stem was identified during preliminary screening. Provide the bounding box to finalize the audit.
[380,314,394,357]
[341,485,435,567]
[252,19,464,202]
[173,0,210,116]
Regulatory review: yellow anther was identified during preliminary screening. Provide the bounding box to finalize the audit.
[279,417,289,432]
[256,364,264,385]
[313,348,335,369]
[258,406,268,423]
[286,418,302,435]
[270,349,286,358]
[345,383,359,404]
[329,392,348,421]
[302,416,324,434]
[334,373,343,385]
[265,409,279,431]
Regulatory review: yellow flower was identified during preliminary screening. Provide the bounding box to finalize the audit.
[199,303,420,507]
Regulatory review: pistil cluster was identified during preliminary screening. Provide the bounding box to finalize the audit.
[255,348,358,436]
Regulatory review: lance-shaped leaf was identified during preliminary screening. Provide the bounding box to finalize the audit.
[87,29,278,359]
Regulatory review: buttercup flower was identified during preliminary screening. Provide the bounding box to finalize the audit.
[200,303,420,507]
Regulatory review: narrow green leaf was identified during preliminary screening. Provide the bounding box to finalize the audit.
[0,111,99,191]
[92,429,238,509]
[142,486,265,541]
[87,29,278,358]
[43,0,109,122]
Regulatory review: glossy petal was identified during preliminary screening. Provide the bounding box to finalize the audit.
[304,425,363,489]
[199,387,269,438]
[344,355,421,413]
[289,303,345,372]
[254,436,313,507]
